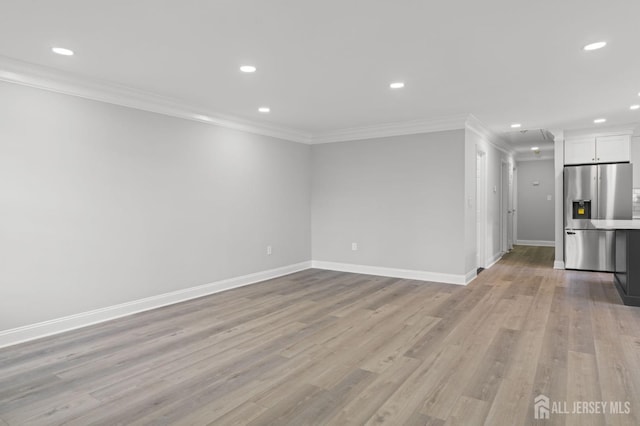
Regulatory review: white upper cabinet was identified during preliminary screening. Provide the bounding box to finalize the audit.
[565,137,596,165]
[565,134,630,165]
[596,135,631,163]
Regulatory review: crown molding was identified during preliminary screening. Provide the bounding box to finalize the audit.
[513,145,554,152]
[515,154,554,162]
[564,123,638,139]
[0,55,312,144]
[548,129,564,142]
[310,113,470,144]
[465,114,515,156]
[0,56,539,148]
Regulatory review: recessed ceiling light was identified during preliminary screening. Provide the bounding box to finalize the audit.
[631,105,640,110]
[583,41,607,51]
[510,123,522,129]
[594,118,607,124]
[389,82,405,89]
[240,65,256,73]
[531,146,540,151]
[52,47,74,56]
[258,107,270,113]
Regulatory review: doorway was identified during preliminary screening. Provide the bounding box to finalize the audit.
[476,150,487,269]
[501,161,514,253]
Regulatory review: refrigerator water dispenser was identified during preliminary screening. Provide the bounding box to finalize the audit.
[572,200,591,219]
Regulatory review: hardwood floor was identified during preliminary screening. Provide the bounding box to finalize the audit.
[1,246,640,425]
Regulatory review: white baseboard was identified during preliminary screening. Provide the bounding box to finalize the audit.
[0,261,312,349]
[464,269,477,284]
[0,257,497,348]
[485,252,503,269]
[311,260,469,285]
[516,240,555,247]
[554,260,565,270]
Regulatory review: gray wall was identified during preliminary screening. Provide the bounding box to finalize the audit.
[516,159,555,242]
[311,130,467,275]
[0,81,311,330]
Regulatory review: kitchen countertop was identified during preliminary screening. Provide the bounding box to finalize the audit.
[590,219,640,230]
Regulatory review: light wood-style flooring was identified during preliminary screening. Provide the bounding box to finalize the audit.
[1,246,640,425]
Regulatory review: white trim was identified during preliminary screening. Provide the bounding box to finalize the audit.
[507,163,516,250]
[0,55,312,144]
[486,252,503,269]
[465,269,478,284]
[552,130,565,268]
[476,149,488,269]
[311,260,469,285]
[564,124,637,139]
[516,240,555,247]
[0,56,554,147]
[515,155,554,162]
[0,261,311,349]
[465,114,514,155]
[500,161,509,253]
[511,162,518,248]
[310,114,469,144]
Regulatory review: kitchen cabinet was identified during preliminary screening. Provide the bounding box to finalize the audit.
[596,135,631,163]
[590,220,640,306]
[564,137,596,165]
[564,134,630,165]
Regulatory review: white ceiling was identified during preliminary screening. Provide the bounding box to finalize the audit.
[503,129,555,161]
[1,0,639,140]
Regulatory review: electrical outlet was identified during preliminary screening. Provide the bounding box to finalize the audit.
[351,242,358,251]
[267,245,272,255]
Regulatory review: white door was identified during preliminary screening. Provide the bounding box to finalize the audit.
[501,162,509,252]
[476,151,486,268]
[508,166,515,249]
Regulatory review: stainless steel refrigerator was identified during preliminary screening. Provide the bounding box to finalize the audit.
[564,163,632,271]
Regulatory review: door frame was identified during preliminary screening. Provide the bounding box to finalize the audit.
[476,149,487,269]
[511,164,517,247]
[500,160,509,253]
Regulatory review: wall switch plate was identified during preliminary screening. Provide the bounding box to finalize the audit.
[547,195,552,201]
[351,242,358,251]
[267,245,272,255]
